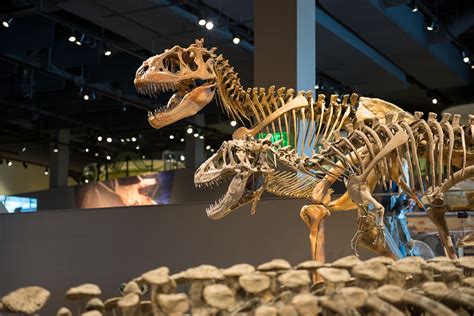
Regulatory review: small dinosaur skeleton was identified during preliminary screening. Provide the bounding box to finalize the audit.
[195,111,474,260]
[134,39,410,143]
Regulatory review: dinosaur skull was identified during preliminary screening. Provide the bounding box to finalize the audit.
[134,39,217,129]
[194,136,274,219]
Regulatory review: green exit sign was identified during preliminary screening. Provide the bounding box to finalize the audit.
[257,132,290,147]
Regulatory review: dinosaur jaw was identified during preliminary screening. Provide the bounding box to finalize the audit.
[195,170,265,220]
[135,79,216,129]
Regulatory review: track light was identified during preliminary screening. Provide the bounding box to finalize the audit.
[432,97,438,104]
[314,83,320,90]
[76,33,85,46]
[142,155,146,159]
[106,155,111,161]
[131,137,137,142]
[230,120,237,127]
[21,147,26,152]
[97,135,103,142]
[68,35,76,42]
[462,51,470,64]
[409,1,418,12]
[94,152,99,157]
[198,18,206,26]
[2,18,13,28]
[426,20,438,32]
[206,145,211,150]
[104,47,112,56]
[7,160,12,167]
[193,133,199,138]
[53,145,59,153]
[44,168,49,175]
[169,134,175,140]
[120,138,125,143]
[180,138,184,142]
[199,135,204,139]
[205,21,214,30]
[83,94,90,101]
[210,148,215,152]
[106,137,112,143]
[187,126,193,134]
[180,155,185,161]
[471,64,474,69]
[85,148,89,153]
[232,36,240,45]
[135,145,140,150]
[84,179,89,184]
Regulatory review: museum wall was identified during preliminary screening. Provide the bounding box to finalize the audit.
[0,198,372,314]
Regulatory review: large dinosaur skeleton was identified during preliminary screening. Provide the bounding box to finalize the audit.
[195,112,474,260]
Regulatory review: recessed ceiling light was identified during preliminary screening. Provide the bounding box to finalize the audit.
[205,21,214,30]
[233,36,240,45]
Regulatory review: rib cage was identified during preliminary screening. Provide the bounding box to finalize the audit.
[214,55,359,153]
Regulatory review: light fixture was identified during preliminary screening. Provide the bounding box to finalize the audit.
[84,179,89,184]
[198,18,206,26]
[106,137,112,143]
[97,136,103,142]
[76,33,85,46]
[126,138,131,142]
[409,1,418,12]
[104,49,112,56]
[180,155,185,161]
[186,126,193,134]
[180,138,184,142]
[426,20,438,32]
[471,64,474,69]
[230,120,237,127]
[85,148,90,153]
[106,155,111,161]
[199,135,204,139]
[142,155,146,159]
[53,145,59,153]
[169,134,175,140]
[83,94,90,101]
[21,147,26,152]
[7,160,12,167]
[432,97,438,104]
[210,148,215,152]
[120,138,125,143]
[131,137,137,142]
[462,51,470,64]
[206,145,211,150]
[94,152,99,157]
[22,161,28,169]
[68,35,76,42]
[2,18,13,28]
[193,133,199,138]
[205,21,214,30]
[44,168,49,175]
[135,145,140,150]
[314,83,320,90]
[232,36,240,45]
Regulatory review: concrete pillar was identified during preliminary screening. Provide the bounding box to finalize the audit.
[254,0,315,92]
[49,129,70,188]
[185,115,205,169]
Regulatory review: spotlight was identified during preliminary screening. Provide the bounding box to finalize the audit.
[432,98,438,104]
[180,138,184,142]
[68,35,76,42]
[210,148,215,152]
[314,83,320,90]
[7,160,12,167]
[97,136,103,142]
[199,135,204,139]
[22,161,28,169]
[126,138,131,142]
[131,137,137,142]
[187,127,193,134]
[106,137,112,143]
[230,120,237,127]
[106,155,111,161]
[462,51,470,64]
[193,133,199,138]
[142,155,146,159]
[104,49,112,56]
[44,168,49,175]
[205,21,214,30]
[206,145,211,150]
[426,20,438,32]
[180,155,185,161]
[83,94,90,101]
[94,152,99,157]
[85,148,90,153]
[84,179,89,184]
[2,18,13,28]
[120,138,125,143]
[53,145,59,153]
[409,1,418,12]
[75,41,82,46]
[232,36,240,45]
[76,33,85,46]
[122,105,127,112]
[21,147,26,152]
[169,135,175,140]
[135,145,140,150]
[198,18,206,26]
[471,64,474,69]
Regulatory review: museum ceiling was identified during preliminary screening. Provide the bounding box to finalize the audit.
[0,0,473,171]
